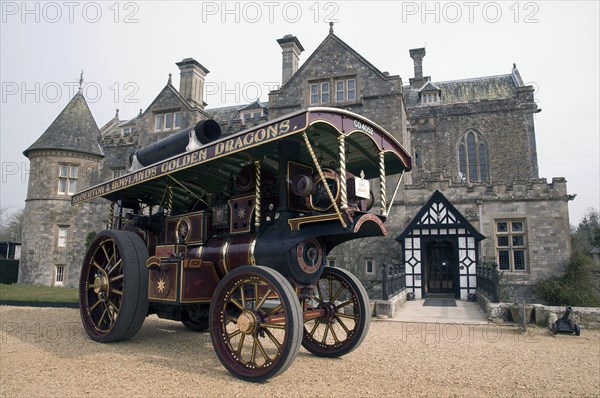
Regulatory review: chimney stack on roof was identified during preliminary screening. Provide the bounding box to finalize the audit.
[176,58,209,109]
[276,34,304,86]
[409,48,429,88]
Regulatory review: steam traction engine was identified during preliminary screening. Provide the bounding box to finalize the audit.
[73,108,412,381]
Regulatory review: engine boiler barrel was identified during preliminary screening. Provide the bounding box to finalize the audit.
[135,119,221,167]
[187,233,323,285]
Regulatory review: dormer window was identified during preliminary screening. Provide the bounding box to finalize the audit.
[421,92,439,104]
[241,110,263,125]
[155,111,181,132]
[419,81,441,105]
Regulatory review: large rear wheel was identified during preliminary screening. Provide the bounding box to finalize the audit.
[209,266,303,382]
[79,230,149,342]
[302,267,370,357]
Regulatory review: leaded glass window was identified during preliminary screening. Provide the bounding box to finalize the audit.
[458,130,489,183]
[495,219,527,272]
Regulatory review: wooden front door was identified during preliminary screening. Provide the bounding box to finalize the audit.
[426,240,455,295]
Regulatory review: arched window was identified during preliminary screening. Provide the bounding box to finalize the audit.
[458,131,488,182]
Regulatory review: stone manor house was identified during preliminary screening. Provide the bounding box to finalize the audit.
[19,25,573,302]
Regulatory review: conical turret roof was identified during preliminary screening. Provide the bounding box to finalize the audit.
[23,91,104,158]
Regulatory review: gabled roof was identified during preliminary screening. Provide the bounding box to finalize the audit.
[396,190,485,241]
[281,31,390,90]
[23,91,103,158]
[139,82,193,118]
[238,99,267,111]
[419,80,441,92]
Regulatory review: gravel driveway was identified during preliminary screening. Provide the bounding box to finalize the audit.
[1,306,599,397]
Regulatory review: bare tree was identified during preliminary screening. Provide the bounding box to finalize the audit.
[0,207,24,242]
[0,206,9,239]
[572,208,600,256]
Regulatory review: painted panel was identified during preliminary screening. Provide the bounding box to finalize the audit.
[469,275,477,287]
[414,262,421,275]
[415,288,423,299]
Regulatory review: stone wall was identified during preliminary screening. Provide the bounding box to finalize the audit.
[533,305,600,329]
[19,150,106,287]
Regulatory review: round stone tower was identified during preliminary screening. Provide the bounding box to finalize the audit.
[20,90,106,287]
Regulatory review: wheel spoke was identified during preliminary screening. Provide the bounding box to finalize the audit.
[107,299,120,317]
[336,299,353,309]
[255,288,272,312]
[112,240,117,264]
[101,244,112,266]
[239,286,246,308]
[225,314,237,323]
[253,335,269,362]
[308,319,321,337]
[263,303,282,317]
[316,282,324,301]
[330,284,345,303]
[106,258,122,275]
[329,323,340,344]
[328,278,333,301]
[235,333,246,355]
[312,296,324,306]
[228,329,242,340]
[229,297,245,311]
[110,288,123,296]
[250,336,258,363]
[92,261,103,271]
[262,328,282,349]
[98,303,109,327]
[109,274,123,283]
[336,313,356,321]
[334,315,352,334]
[321,323,330,344]
[89,299,101,311]
[104,302,114,324]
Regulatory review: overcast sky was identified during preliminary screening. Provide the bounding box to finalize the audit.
[1,1,598,225]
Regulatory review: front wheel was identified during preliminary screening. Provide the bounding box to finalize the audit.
[302,267,370,357]
[79,230,149,342]
[209,266,303,382]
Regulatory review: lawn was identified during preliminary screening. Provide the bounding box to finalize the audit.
[0,284,78,303]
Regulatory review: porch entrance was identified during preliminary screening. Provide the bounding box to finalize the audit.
[426,240,455,295]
